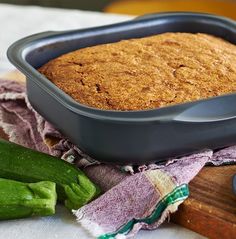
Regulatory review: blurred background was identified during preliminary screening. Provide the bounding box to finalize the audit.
[0,0,236,19]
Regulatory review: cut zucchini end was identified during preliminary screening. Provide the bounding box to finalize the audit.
[63,174,101,210]
[0,179,57,220]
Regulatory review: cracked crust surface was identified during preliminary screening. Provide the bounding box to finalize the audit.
[38,32,236,111]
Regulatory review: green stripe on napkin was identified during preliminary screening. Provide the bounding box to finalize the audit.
[99,184,189,239]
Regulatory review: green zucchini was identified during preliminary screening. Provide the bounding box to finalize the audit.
[0,139,100,210]
[0,178,56,220]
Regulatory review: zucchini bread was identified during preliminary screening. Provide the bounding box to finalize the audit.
[39,32,236,111]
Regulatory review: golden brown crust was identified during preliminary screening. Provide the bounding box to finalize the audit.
[39,33,236,111]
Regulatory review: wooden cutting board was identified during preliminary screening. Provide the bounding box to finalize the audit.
[1,71,236,239]
[172,165,236,239]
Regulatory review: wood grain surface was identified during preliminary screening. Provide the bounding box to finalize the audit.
[172,165,236,239]
[1,71,236,239]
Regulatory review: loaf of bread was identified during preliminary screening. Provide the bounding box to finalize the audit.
[39,33,236,111]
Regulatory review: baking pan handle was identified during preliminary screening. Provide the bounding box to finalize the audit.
[174,94,236,123]
[134,12,217,21]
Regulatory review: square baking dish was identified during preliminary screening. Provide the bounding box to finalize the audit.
[7,12,236,165]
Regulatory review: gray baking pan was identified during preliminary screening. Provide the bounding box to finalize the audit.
[7,12,236,165]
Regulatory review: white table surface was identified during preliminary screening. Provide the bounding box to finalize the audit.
[0,4,206,239]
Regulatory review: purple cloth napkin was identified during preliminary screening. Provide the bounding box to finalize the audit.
[0,79,235,238]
